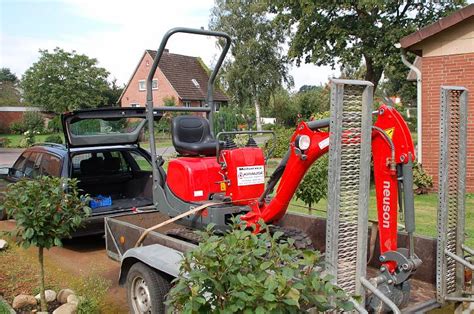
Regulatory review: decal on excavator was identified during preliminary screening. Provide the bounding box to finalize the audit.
[385,127,395,139]
[382,180,391,229]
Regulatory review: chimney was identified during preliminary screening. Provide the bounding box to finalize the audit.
[164,49,169,53]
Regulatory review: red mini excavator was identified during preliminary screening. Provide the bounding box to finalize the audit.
[138,27,421,311]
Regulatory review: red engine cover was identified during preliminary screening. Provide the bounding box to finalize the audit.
[221,147,265,205]
[167,157,223,202]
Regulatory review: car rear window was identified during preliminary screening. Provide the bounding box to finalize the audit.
[69,118,144,136]
[72,151,130,176]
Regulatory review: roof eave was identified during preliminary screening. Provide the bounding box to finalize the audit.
[400,4,474,52]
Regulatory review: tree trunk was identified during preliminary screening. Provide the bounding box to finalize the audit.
[364,54,383,93]
[254,98,262,131]
[39,247,47,312]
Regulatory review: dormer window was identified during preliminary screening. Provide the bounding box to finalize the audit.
[191,79,200,88]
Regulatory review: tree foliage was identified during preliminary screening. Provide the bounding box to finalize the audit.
[295,112,330,209]
[167,219,353,313]
[294,86,330,120]
[0,68,18,82]
[21,48,110,113]
[1,177,90,311]
[268,1,464,90]
[210,0,293,130]
[102,78,124,106]
[0,81,22,106]
[0,67,21,106]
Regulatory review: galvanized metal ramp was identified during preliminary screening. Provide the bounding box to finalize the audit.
[325,79,401,312]
[436,86,473,304]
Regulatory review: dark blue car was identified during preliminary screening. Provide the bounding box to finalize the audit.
[0,108,159,236]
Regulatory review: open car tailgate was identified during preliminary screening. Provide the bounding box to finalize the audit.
[61,107,162,148]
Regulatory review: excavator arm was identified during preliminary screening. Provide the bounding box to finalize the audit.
[242,104,420,280]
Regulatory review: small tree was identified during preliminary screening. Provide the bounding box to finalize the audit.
[1,177,91,311]
[167,219,353,312]
[296,156,329,212]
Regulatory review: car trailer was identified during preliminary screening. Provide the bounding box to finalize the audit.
[104,27,472,313]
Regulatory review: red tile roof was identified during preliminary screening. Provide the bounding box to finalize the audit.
[146,50,229,102]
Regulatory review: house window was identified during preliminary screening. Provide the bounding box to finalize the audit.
[138,79,158,91]
[183,101,192,107]
[214,101,221,112]
[130,103,140,108]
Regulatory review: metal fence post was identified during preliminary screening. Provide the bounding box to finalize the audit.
[436,86,473,304]
[325,79,373,305]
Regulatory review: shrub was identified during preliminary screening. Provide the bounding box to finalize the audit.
[23,111,45,134]
[47,116,62,133]
[214,105,244,134]
[264,127,294,158]
[413,162,433,194]
[296,156,329,211]
[167,219,353,313]
[0,177,91,312]
[0,137,11,148]
[10,121,25,134]
[45,134,63,144]
[20,130,38,147]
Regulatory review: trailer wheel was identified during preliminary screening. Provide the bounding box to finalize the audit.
[126,262,171,314]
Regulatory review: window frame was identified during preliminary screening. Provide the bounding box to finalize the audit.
[183,101,192,108]
[39,153,62,177]
[138,79,158,91]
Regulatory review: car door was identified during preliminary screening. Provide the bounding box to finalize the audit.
[7,151,31,182]
[39,153,62,177]
[22,151,42,179]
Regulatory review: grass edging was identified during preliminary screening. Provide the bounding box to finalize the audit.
[0,296,15,314]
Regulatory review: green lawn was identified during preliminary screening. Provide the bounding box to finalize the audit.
[263,158,474,247]
[286,188,474,248]
[0,133,64,148]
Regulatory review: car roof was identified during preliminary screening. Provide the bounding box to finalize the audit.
[25,143,68,157]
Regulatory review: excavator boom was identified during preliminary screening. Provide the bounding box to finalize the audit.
[242,104,417,275]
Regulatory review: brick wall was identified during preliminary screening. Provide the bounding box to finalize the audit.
[421,52,474,192]
[0,111,23,133]
[121,53,181,107]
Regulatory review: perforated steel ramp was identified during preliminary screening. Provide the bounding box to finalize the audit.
[325,79,373,309]
[436,86,473,304]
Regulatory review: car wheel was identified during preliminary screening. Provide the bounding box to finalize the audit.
[126,262,171,314]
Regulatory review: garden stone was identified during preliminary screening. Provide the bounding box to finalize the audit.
[0,239,8,250]
[56,289,74,304]
[35,289,57,303]
[52,302,77,314]
[12,294,37,309]
[66,294,79,305]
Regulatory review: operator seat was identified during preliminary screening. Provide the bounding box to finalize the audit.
[172,115,219,156]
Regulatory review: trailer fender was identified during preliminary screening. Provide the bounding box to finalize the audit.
[118,244,183,285]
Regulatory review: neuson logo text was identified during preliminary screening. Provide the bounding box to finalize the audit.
[382,181,391,228]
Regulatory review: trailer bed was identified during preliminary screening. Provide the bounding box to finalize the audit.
[105,211,439,312]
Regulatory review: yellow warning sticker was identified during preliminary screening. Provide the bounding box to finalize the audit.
[385,127,395,139]
[220,182,227,191]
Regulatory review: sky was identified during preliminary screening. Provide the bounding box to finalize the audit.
[0,0,339,91]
